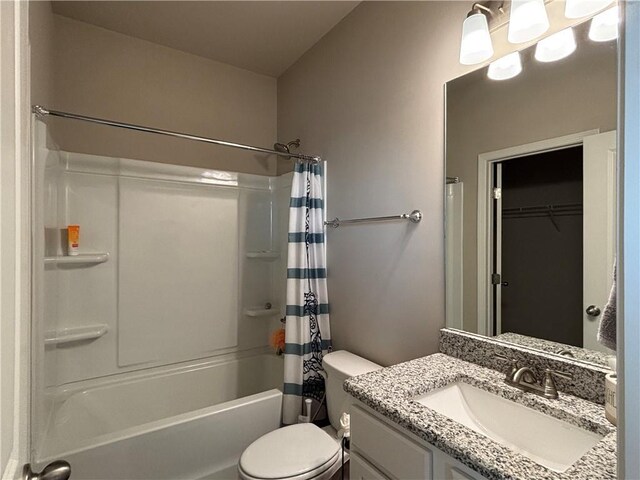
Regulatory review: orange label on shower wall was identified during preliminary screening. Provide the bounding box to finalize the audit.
[68,225,80,255]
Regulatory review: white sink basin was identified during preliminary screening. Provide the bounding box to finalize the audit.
[413,382,603,472]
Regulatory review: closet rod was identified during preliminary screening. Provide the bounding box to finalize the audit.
[502,202,583,213]
[32,105,322,163]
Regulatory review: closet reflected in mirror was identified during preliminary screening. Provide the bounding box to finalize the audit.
[444,19,617,368]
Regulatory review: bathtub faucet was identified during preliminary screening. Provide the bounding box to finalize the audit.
[23,461,71,480]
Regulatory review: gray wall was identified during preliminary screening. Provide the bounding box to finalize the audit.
[29,1,54,106]
[446,26,617,333]
[43,14,279,175]
[277,2,471,366]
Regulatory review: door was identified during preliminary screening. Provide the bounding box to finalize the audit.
[583,131,617,353]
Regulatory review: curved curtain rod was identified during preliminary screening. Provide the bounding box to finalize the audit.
[32,105,322,163]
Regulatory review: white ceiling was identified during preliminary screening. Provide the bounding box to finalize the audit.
[52,1,360,77]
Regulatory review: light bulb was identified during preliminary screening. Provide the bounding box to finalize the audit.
[535,27,577,62]
[487,52,523,80]
[459,13,494,65]
[508,0,550,44]
[565,0,614,19]
[589,6,619,42]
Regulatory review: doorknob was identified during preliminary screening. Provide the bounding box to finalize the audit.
[586,305,602,317]
[23,461,71,480]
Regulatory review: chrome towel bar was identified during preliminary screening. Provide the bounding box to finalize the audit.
[324,210,422,228]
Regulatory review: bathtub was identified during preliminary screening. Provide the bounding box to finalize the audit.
[36,352,284,479]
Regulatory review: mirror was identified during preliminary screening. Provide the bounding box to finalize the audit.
[445,18,617,368]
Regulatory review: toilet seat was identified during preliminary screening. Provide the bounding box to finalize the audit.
[238,424,342,480]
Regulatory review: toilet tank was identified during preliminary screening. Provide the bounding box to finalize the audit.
[323,351,382,430]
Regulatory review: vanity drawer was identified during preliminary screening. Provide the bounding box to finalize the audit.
[447,466,479,480]
[350,452,390,480]
[350,405,433,479]
[434,455,487,480]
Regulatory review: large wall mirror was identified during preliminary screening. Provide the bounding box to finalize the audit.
[445,18,617,368]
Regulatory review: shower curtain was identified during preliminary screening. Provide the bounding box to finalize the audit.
[283,161,331,425]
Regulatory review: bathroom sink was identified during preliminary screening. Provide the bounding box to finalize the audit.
[413,382,603,472]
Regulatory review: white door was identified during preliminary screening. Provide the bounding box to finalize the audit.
[583,131,617,353]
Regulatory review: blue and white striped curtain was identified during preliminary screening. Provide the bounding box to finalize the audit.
[283,161,331,425]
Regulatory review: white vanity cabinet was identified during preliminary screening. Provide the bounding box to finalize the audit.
[348,402,488,480]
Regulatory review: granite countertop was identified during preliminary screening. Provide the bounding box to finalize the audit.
[495,332,612,368]
[344,353,616,480]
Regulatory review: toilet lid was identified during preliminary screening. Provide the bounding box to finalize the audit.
[239,424,340,479]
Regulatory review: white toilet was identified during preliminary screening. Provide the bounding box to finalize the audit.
[238,351,381,480]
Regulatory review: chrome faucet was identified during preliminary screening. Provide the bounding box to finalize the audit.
[494,354,573,400]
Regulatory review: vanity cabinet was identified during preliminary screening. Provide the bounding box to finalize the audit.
[349,403,488,480]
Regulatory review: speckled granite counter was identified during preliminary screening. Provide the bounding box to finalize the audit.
[344,353,616,480]
[495,332,612,367]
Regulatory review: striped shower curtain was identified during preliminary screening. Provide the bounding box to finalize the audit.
[283,161,331,425]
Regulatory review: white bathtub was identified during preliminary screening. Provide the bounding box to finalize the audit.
[36,352,284,479]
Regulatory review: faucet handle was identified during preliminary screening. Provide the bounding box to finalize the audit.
[543,369,573,399]
[494,354,518,382]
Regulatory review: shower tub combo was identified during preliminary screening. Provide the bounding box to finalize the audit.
[32,125,294,479]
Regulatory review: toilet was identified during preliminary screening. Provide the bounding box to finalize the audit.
[238,351,382,480]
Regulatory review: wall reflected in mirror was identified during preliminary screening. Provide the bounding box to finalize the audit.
[445,18,617,368]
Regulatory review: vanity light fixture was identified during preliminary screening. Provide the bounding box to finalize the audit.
[589,6,619,42]
[565,0,614,19]
[535,27,577,62]
[459,3,494,65]
[508,0,550,44]
[487,52,523,80]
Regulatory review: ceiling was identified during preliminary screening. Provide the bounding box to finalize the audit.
[52,1,360,77]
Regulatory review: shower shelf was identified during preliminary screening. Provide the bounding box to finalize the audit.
[44,324,109,346]
[44,253,110,265]
[244,307,281,317]
[246,251,280,260]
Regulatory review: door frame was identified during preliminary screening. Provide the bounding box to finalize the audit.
[476,130,599,336]
[0,1,32,479]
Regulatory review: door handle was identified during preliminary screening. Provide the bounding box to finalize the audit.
[23,461,70,480]
[586,305,601,317]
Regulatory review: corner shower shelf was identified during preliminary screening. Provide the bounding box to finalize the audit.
[244,307,281,318]
[246,251,281,260]
[44,324,109,346]
[44,253,110,265]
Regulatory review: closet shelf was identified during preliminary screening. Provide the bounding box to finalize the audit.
[246,251,281,260]
[44,324,109,346]
[44,253,110,265]
[244,307,281,318]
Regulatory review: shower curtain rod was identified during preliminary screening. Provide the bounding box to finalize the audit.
[32,105,322,163]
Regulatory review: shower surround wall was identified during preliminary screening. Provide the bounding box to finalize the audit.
[32,123,290,461]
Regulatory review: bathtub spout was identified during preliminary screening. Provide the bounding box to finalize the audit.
[23,461,71,480]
